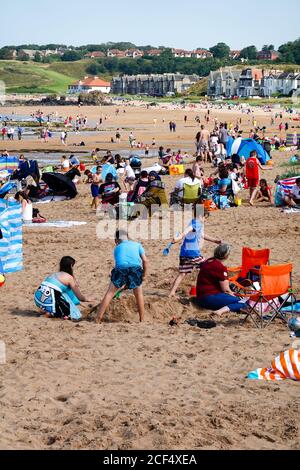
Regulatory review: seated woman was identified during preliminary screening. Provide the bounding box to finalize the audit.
[139,171,168,216]
[14,191,33,223]
[254,179,273,205]
[194,244,248,316]
[99,173,121,206]
[34,256,92,320]
[170,168,202,205]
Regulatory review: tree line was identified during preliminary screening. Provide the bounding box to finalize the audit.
[0,39,299,73]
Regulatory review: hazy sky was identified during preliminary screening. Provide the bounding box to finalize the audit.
[1,0,299,50]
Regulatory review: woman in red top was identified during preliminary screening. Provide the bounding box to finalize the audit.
[195,244,247,316]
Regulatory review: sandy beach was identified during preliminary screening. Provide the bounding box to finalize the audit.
[1,104,300,450]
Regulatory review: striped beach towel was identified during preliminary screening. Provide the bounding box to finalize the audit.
[0,156,19,174]
[248,349,300,381]
[0,200,23,274]
[278,176,300,196]
[275,176,300,206]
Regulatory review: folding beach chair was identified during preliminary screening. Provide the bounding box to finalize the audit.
[241,263,294,328]
[228,247,270,294]
[182,183,201,205]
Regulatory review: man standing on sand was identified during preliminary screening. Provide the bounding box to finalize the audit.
[219,123,228,153]
[246,150,272,206]
[96,230,149,323]
[199,124,210,163]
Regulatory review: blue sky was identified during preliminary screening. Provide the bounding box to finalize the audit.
[2,0,299,49]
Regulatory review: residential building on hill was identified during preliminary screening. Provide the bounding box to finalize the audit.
[238,68,263,97]
[257,50,280,61]
[84,51,106,58]
[68,76,111,94]
[207,68,241,97]
[208,67,300,98]
[229,50,241,59]
[106,49,127,58]
[144,49,162,57]
[191,49,213,59]
[111,73,200,96]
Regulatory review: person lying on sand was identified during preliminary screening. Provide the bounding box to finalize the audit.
[169,208,221,298]
[96,230,149,323]
[34,256,94,321]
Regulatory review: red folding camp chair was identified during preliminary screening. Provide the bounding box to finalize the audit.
[228,247,270,294]
[241,263,294,328]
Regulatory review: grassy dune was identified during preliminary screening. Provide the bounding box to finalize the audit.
[0,60,94,94]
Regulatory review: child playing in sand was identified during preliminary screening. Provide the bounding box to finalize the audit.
[254,179,273,204]
[96,230,149,323]
[90,166,102,211]
[169,209,222,297]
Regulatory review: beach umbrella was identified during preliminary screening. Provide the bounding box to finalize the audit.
[228,138,269,164]
[42,172,78,199]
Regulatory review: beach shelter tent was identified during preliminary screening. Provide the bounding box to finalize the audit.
[0,199,23,274]
[15,160,40,181]
[42,172,78,199]
[102,163,118,181]
[0,182,17,199]
[227,138,269,164]
[0,156,19,174]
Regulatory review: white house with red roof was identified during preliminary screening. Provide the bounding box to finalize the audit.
[68,76,111,94]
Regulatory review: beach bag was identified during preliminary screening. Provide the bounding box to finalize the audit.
[203,199,218,211]
[274,185,285,207]
[232,179,241,195]
[169,165,184,176]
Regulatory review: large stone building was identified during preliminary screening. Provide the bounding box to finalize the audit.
[207,68,241,97]
[111,74,200,96]
[237,68,263,97]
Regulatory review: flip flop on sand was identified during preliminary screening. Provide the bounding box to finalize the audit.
[185,318,217,329]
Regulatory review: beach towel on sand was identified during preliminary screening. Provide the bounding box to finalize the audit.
[248,349,300,381]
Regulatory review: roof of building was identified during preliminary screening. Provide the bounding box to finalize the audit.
[85,51,106,57]
[70,77,111,87]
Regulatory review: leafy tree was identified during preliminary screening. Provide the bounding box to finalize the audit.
[209,43,230,59]
[0,47,15,59]
[240,45,258,60]
[86,63,98,75]
[278,38,300,64]
[34,52,42,62]
[103,57,119,73]
[61,50,82,61]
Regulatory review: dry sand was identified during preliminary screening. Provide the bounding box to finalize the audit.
[1,104,300,450]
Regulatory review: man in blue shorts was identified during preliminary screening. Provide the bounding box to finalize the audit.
[96,230,149,323]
